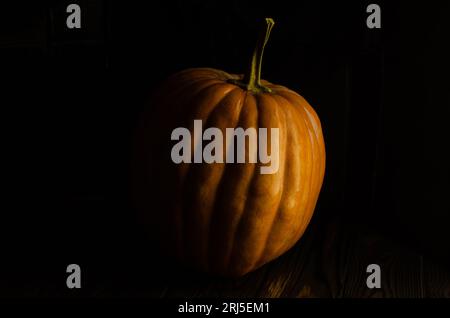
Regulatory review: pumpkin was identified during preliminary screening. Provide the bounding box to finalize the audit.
[133,18,325,276]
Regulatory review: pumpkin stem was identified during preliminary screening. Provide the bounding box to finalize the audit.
[229,18,275,93]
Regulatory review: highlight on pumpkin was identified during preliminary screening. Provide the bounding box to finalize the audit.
[170,120,280,175]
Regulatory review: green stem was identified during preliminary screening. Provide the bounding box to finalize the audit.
[230,18,275,93]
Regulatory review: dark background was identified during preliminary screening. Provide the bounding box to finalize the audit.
[0,0,449,297]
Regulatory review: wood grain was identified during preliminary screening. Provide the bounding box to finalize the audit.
[424,258,450,298]
[143,216,449,298]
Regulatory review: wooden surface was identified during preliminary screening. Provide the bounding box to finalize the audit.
[2,212,449,299]
[110,216,450,299]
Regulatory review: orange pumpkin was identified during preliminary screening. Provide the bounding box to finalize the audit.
[133,18,325,276]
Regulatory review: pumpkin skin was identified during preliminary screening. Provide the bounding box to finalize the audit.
[133,19,325,277]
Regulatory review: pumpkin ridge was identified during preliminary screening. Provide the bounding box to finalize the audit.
[275,93,315,249]
[284,101,311,250]
[255,94,293,265]
[301,99,326,187]
[277,90,323,141]
[170,81,235,261]
[278,91,325,200]
[157,80,228,139]
[299,110,318,238]
[252,93,289,267]
[288,95,322,241]
[179,84,240,267]
[207,92,260,274]
[203,90,249,273]
[182,87,244,271]
[224,92,260,275]
[226,92,286,275]
[200,88,247,247]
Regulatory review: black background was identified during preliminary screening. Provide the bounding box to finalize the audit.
[0,0,449,297]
